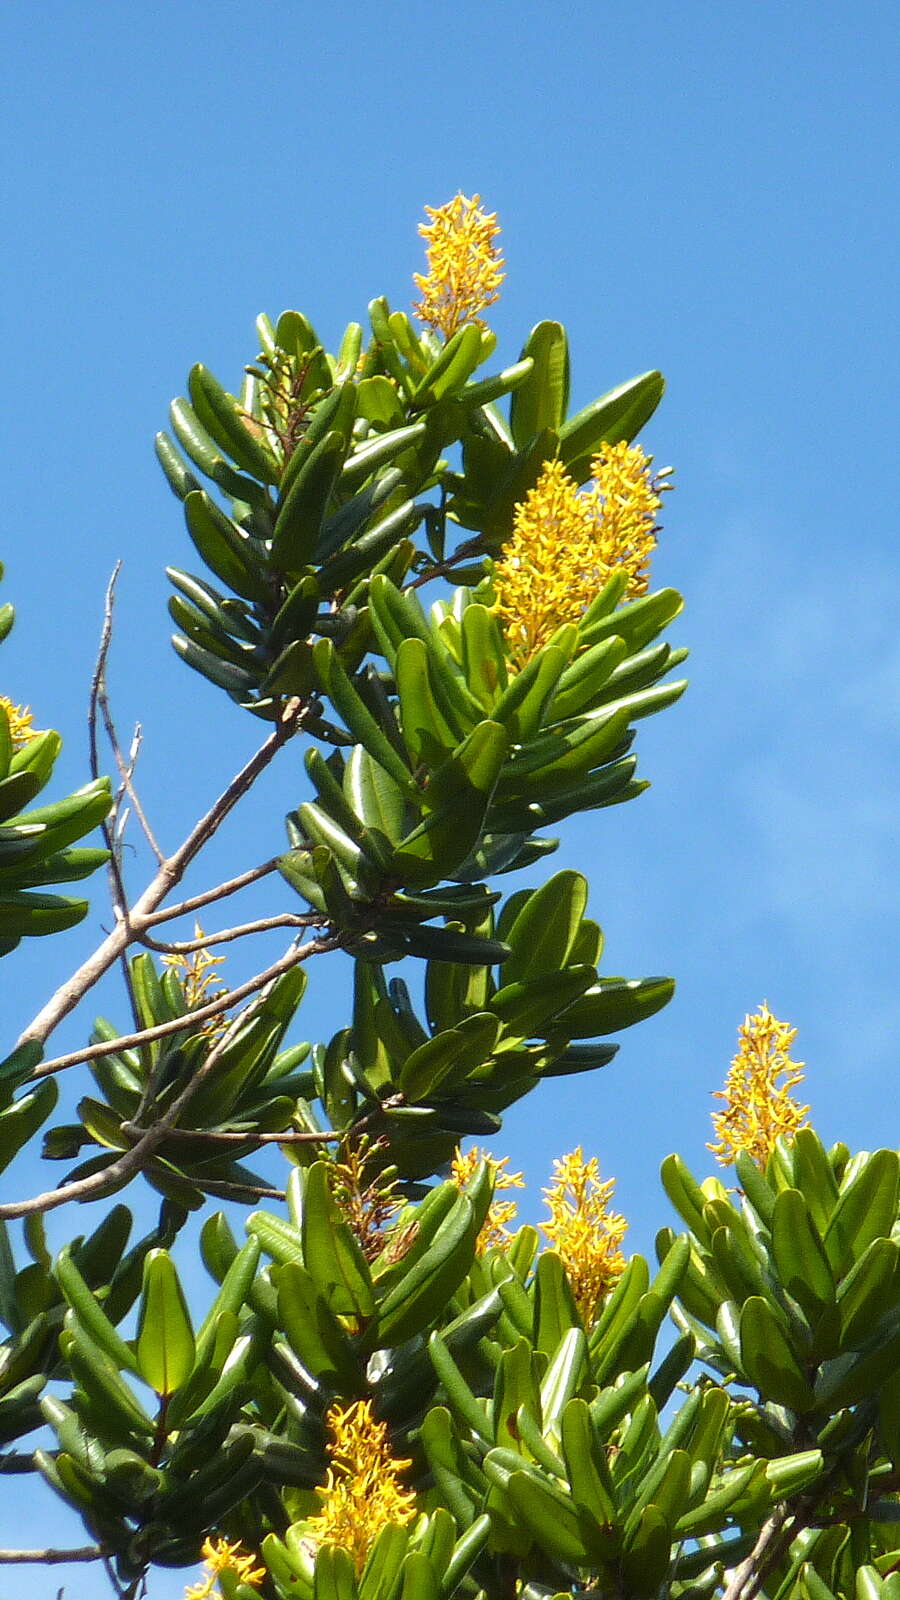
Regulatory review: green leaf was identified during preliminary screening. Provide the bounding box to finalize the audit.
[823,1149,899,1274]
[272,430,347,573]
[375,1191,480,1347]
[55,1246,139,1373]
[301,1162,376,1321]
[558,370,665,482]
[621,1505,672,1598]
[504,1469,592,1564]
[399,1013,500,1101]
[412,325,485,406]
[136,1249,196,1395]
[183,489,269,604]
[771,1188,835,1321]
[0,1079,58,1175]
[396,636,461,768]
[739,1295,816,1412]
[501,870,587,985]
[561,1395,617,1522]
[188,362,279,483]
[313,639,415,793]
[555,976,674,1037]
[509,322,570,447]
[534,1254,581,1358]
[276,1261,363,1392]
[836,1236,899,1352]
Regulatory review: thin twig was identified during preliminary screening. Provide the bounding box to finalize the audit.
[17,701,307,1056]
[0,1545,107,1564]
[103,716,165,866]
[195,1178,287,1202]
[88,564,141,1033]
[141,858,281,926]
[31,935,340,1080]
[137,911,326,954]
[149,1125,341,1145]
[0,931,338,1221]
[406,534,484,590]
[721,1504,794,1600]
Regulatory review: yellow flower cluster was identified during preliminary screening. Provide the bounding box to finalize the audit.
[451,1145,525,1253]
[162,923,228,1037]
[304,1399,417,1572]
[0,696,41,750]
[493,446,669,668]
[413,193,504,340]
[184,1537,265,1598]
[709,1004,809,1170]
[330,1138,403,1262]
[541,1147,628,1324]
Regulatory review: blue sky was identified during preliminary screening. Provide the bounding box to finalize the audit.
[1,2,897,1593]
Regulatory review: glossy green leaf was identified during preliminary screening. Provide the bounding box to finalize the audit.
[301,1161,375,1321]
[739,1295,816,1412]
[558,370,665,481]
[136,1250,196,1395]
[509,322,570,448]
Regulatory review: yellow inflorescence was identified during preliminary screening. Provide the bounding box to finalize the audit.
[709,1004,809,1171]
[162,923,228,1036]
[451,1146,525,1253]
[541,1147,628,1324]
[413,193,504,340]
[184,1537,266,1598]
[590,441,670,598]
[304,1400,417,1572]
[492,447,669,669]
[330,1138,404,1263]
[0,696,42,750]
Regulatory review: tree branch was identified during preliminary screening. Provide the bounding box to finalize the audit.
[0,1545,107,1564]
[31,934,340,1080]
[141,857,281,925]
[137,911,326,954]
[0,931,338,1220]
[149,1124,341,1145]
[17,701,308,1056]
[721,1504,795,1600]
[89,563,142,1034]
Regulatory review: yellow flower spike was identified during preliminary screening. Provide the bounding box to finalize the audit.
[413,192,504,340]
[451,1146,525,1253]
[492,458,601,668]
[585,441,671,600]
[540,1147,628,1324]
[0,695,42,750]
[709,1004,809,1171]
[184,1536,266,1598]
[303,1399,417,1572]
[330,1137,404,1262]
[492,447,672,670]
[162,923,228,1037]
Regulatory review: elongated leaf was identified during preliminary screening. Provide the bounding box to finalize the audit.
[136,1250,196,1396]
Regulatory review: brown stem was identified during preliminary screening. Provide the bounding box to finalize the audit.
[0,932,337,1221]
[146,1125,341,1145]
[137,911,325,954]
[30,935,338,1081]
[406,534,485,590]
[720,1504,795,1600]
[140,857,280,926]
[89,563,141,1033]
[0,1545,108,1564]
[16,701,306,1055]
